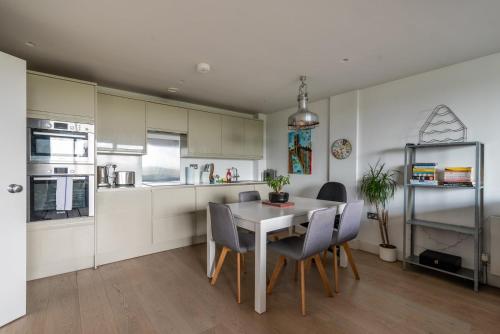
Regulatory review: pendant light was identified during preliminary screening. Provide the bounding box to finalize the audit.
[287,75,319,130]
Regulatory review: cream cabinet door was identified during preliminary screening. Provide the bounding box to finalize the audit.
[195,185,254,236]
[221,115,245,157]
[187,110,222,156]
[244,119,264,158]
[151,187,196,244]
[96,190,152,265]
[97,93,146,154]
[146,102,188,133]
[27,72,95,120]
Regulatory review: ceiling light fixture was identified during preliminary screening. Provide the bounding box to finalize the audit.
[196,62,211,74]
[341,58,350,63]
[25,41,36,47]
[167,87,179,93]
[287,76,319,130]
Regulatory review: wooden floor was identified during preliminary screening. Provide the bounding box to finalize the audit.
[2,245,500,334]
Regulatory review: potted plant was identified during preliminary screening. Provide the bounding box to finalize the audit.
[266,175,291,203]
[360,162,399,262]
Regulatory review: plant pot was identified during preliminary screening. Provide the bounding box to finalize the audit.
[268,192,289,203]
[379,244,397,262]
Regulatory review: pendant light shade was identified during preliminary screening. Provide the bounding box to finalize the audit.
[287,76,319,130]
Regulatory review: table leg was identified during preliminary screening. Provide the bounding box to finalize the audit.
[254,223,267,314]
[207,206,215,278]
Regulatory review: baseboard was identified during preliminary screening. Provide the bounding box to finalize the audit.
[28,256,94,281]
[351,239,500,289]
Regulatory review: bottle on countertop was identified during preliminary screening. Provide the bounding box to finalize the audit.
[226,168,232,183]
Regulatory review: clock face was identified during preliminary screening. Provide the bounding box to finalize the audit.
[331,139,352,159]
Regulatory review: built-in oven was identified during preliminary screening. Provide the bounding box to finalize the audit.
[27,164,94,222]
[28,118,94,165]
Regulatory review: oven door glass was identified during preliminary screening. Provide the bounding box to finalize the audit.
[30,176,90,222]
[30,129,89,163]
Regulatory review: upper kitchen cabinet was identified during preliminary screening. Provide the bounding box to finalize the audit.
[146,102,188,133]
[97,93,146,154]
[184,110,222,157]
[244,118,264,159]
[221,115,245,156]
[27,71,96,122]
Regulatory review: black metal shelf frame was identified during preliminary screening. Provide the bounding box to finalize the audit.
[403,141,484,291]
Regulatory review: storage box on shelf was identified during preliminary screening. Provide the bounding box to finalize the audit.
[403,142,484,291]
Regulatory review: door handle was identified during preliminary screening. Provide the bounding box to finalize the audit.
[7,184,23,193]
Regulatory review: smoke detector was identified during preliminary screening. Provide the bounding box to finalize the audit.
[196,62,211,74]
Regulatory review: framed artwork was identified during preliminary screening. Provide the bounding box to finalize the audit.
[288,129,312,174]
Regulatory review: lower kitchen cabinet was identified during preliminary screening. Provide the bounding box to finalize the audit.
[27,218,95,281]
[151,187,200,247]
[96,189,152,265]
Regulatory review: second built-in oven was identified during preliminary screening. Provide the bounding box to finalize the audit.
[28,164,94,222]
[28,118,94,164]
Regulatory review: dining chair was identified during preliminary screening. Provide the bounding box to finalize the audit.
[266,206,336,316]
[302,182,347,229]
[329,200,364,293]
[209,202,255,304]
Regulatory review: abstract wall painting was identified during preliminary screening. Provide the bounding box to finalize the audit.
[288,129,312,174]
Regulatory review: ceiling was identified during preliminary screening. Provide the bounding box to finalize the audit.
[1,1,500,114]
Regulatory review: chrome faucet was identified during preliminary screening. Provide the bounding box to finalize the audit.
[231,167,240,182]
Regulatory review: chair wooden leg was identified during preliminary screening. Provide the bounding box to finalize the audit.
[237,252,241,303]
[210,246,230,285]
[314,254,333,297]
[342,242,360,280]
[241,253,246,273]
[267,256,286,294]
[332,245,339,293]
[300,260,306,316]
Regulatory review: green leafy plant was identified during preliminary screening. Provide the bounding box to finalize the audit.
[266,175,290,193]
[360,162,398,246]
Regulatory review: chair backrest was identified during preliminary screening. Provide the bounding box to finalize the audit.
[336,200,364,244]
[239,190,261,202]
[317,182,347,202]
[301,206,337,259]
[209,202,240,251]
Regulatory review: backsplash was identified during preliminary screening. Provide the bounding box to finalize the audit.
[97,154,258,185]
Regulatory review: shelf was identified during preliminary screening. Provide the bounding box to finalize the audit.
[405,255,474,281]
[406,219,475,235]
[406,183,481,189]
[406,141,481,149]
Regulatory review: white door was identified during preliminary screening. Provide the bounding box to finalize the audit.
[0,52,26,327]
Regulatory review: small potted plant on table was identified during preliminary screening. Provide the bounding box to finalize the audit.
[360,162,399,262]
[266,175,291,203]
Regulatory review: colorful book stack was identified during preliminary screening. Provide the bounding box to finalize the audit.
[443,167,473,186]
[411,163,438,186]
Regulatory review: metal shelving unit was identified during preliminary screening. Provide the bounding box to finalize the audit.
[403,141,484,291]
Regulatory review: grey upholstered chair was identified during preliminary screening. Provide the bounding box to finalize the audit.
[209,202,255,304]
[328,200,364,293]
[238,190,261,202]
[302,182,347,229]
[266,206,337,315]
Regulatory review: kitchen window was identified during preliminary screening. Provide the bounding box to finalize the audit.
[142,131,181,183]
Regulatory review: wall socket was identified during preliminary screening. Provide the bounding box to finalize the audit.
[367,212,379,220]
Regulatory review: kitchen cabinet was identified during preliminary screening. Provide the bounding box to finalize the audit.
[96,189,152,265]
[27,71,96,121]
[27,218,95,280]
[97,93,146,154]
[151,187,197,245]
[195,185,254,236]
[221,115,245,156]
[146,102,188,133]
[185,110,222,156]
[244,119,264,159]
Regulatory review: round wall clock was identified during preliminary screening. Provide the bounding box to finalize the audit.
[331,139,352,159]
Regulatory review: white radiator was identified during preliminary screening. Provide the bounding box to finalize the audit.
[490,216,500,276]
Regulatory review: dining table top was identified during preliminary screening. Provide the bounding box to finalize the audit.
[225,196,344,223]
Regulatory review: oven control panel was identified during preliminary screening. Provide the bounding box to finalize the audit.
[27,164,94,176]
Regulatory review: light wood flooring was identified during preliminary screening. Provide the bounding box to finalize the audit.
[1,244,500,334]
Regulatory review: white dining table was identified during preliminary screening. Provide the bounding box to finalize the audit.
[206,196,344,314]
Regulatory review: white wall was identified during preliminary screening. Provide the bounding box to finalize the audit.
[266,99,330,197]
[266,52,500,285]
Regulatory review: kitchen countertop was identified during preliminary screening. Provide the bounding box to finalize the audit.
[97,181,266,192]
